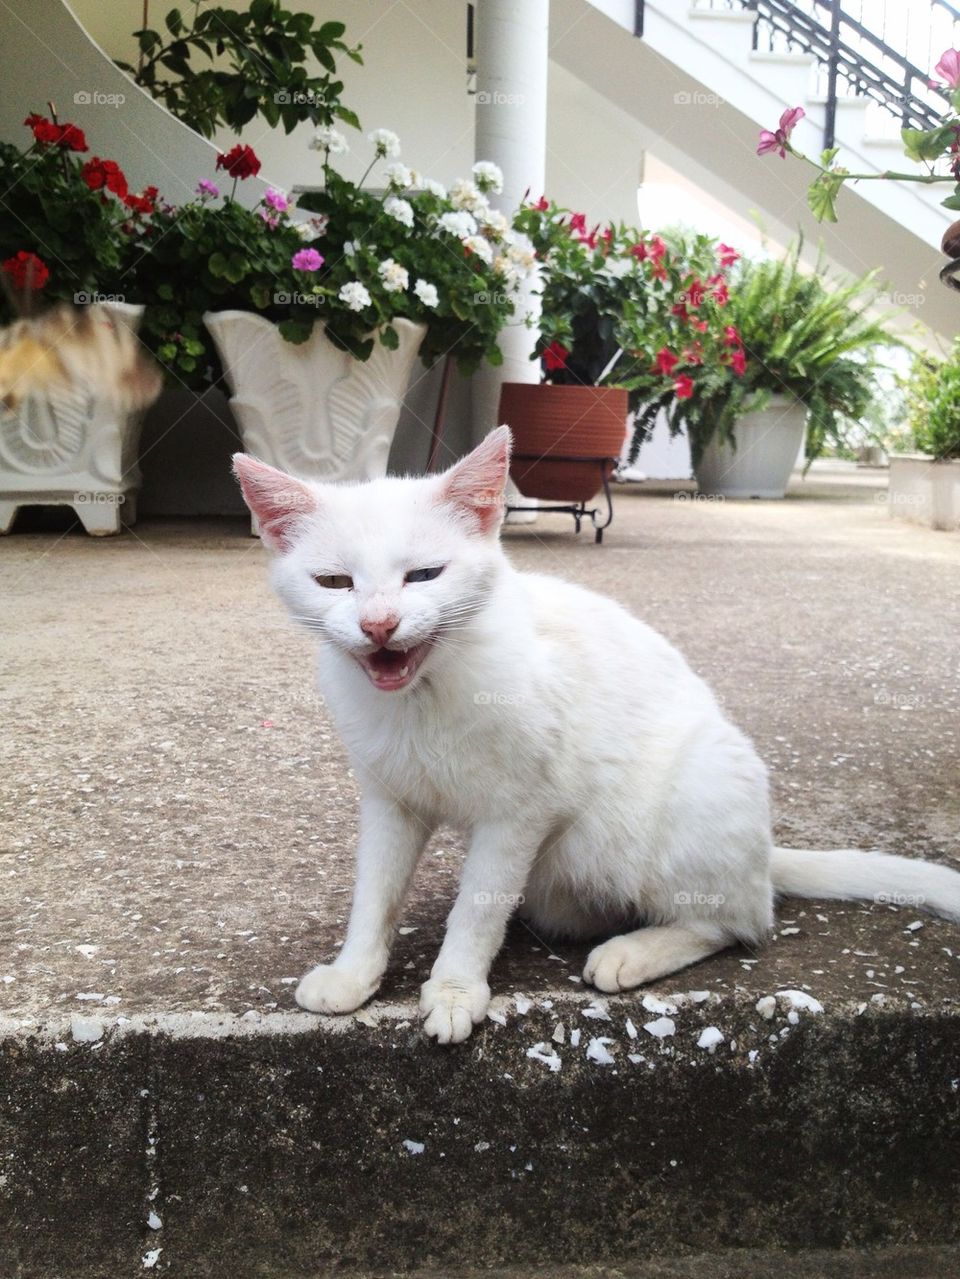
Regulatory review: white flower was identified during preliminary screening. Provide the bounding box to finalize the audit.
[506,241,537,276]
[463,235,494,265]
[294,222,316,241]
[478,207,510,238]
[385,162,413,189]
[310,125,349,156]
[378,258,409,293]
[420,177,447,198]
[368,128,401,158]
[472,160,504,194]
[414,278,439,308]
[449,178,487,213]
[339,281,372,312]
[384,196,414,228]
[436,210,477,240]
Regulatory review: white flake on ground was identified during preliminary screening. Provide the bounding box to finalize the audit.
[688,991,710,1003]
[906,920,924,932]
[474,1141,490,1152]
[641,994,677,1015]
[71,1015,104,1043]
[755,996,777,1020]
[398,926,418,935]
[581,999,611,1021]
[625,1018,638,1040]
[569,1028,581,1047]
[487,1009,507,1026]
[527,1042,562,1072]
[75,945,98,959]
[780,927,800,936]
[775,990,824,1014]
[513,993,532,1015]
[75,992,104,1002]
[627,1053,645,1065]
[142,1249,162,1269]
[552,1023,565,1044]
[642,1016,676,1039]
[586,1037,616,1065]
[696,1026,724,1051]
[402,1140,424,1155]
[748,1049,759,1063]
[147,1210,162,1230]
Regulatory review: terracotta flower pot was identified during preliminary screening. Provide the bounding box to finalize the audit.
[498,383,629,502]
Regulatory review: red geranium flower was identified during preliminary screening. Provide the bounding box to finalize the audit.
[123,184,159,215]
[630,242,647,261]
[674,374,695,400]
[653,347,679,376]
[81,157,129,199]
[718,243,739,267]
[216,144,261,180]
[2,250,49,290]
[723,325,742,348]
[24,114,87,151]
[533,195,549,211]
[728,348,747,376]
[542,340,569,371]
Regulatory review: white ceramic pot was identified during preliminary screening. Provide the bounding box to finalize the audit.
[0,302,146,535]
[888,454,960,531]
[693,394,807,499]
[204,311,427,530]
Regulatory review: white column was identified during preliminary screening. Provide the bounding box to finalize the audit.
[471,0,549,518]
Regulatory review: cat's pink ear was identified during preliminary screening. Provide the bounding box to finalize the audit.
[232,454,318,551]
[438,425,511,534]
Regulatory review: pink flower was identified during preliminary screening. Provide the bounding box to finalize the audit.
[653,347,678,376]
[729,348,747,377]
[718,243,739,267]
[264,188,289,212]
[757,106,805,158]
[196,179,219,198]
[291,248,324,272]
[258,209,280,229]
[933,49,960,89]
[674,374,695,400]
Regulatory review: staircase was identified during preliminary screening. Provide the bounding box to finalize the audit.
[550,0,960,340]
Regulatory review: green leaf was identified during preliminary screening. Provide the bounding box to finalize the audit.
[278,318,314,344]
[207,250,229,278]
[157,282,174,300]
[380,324,399,350]
[807,172,843,223]
[901,124,955,163]
[942,192,960,211]
[164,7,182,37]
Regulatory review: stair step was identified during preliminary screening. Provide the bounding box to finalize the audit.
[687,7,756,24]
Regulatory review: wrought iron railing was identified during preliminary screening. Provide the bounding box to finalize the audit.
[636,0,960,148]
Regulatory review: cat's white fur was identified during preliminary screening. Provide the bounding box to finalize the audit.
[234,427,960,1043]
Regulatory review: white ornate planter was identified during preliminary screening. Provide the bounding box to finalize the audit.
[0,302,146,535]
[204,311,427,531]
[693,394,807,499]
[888,454,960,531]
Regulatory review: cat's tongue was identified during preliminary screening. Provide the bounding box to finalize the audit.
[358,642,429,692]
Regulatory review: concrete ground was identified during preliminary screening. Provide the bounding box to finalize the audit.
[2,463,960,1276]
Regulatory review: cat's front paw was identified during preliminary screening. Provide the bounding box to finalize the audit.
[419,977,490,1044]
[295,964,376,1015]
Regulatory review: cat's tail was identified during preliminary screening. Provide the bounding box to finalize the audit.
[770,847,960,923]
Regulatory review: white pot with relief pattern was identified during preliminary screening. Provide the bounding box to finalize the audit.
[204,310,427,534]
[0,302,146,536]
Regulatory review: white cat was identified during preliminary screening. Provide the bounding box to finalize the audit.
[234,427,960,1043]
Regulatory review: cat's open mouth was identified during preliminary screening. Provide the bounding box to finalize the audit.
[356,640,433,692]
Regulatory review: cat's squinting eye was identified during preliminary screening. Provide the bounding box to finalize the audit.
[314,574,353,590]
[404,566,445,584]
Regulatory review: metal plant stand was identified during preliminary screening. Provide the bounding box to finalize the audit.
[506,454,616,543]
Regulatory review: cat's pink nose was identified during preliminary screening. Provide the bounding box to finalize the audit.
[360,615,399,648]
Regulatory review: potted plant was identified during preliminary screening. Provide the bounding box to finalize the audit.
[146,133,530,512]
[626,243,893,498]
[0,111,159,534]
[889,346,960,530]
[507,198,739,503]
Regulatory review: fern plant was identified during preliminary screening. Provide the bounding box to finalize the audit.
[904,343,960,458]
[626,243,896,467]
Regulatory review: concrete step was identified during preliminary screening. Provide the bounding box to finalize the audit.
[3,991,960,1277]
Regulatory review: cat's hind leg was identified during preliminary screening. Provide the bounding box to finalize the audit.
[583,920,734,993]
